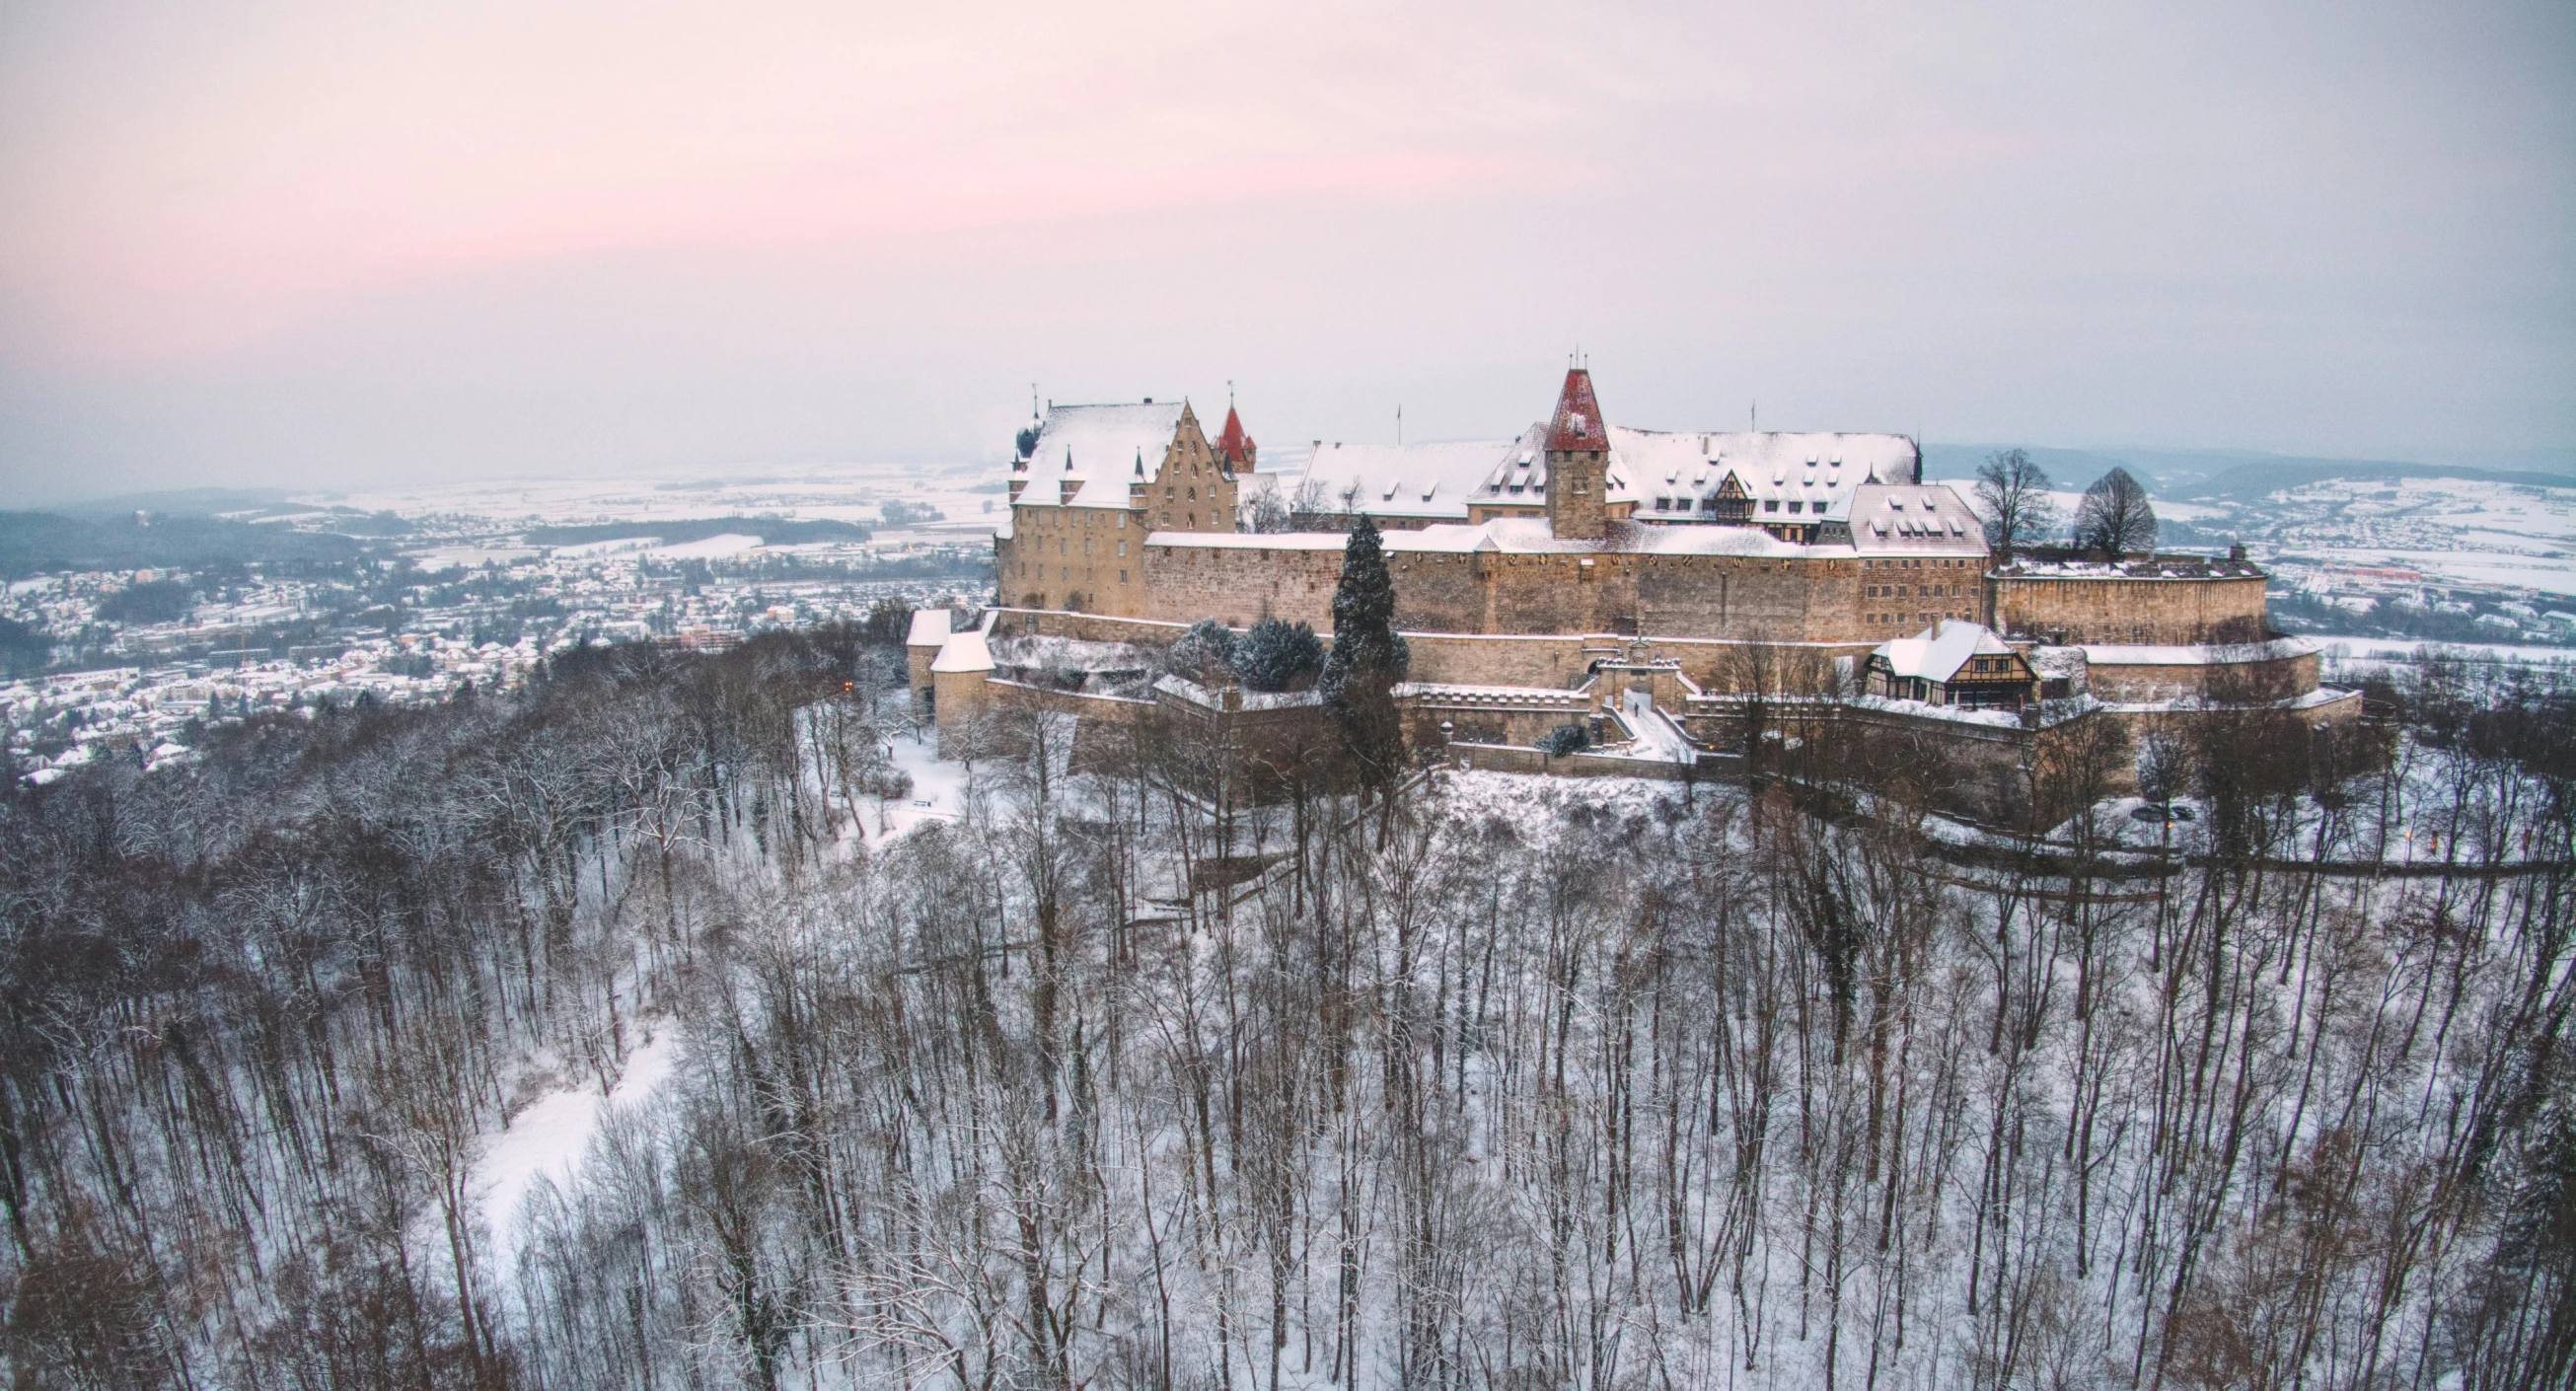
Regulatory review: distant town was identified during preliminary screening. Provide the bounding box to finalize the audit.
[2,464,1001,782]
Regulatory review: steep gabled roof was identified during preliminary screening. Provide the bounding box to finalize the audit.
[1022,402,1186,509]
[1544,368,1609,453]
[1876,620,2015,684]
[1214,404,1257,469]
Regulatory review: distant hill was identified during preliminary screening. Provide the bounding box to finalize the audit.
[522,517,872,547]
[0,511,365,578]
[1923,444,2576,502]
[49,487,299,520]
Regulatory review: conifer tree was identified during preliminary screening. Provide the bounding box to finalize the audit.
[1322,517,1409,805]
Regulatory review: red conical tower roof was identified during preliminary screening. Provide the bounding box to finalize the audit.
[1544,368,1607,452]
[1214,403,1257,469]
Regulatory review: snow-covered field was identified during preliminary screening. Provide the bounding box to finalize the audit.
[304,457,1011,547]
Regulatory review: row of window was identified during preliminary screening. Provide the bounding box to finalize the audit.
[1014,564,1133,586]
[1651,495,1827,515]
[1866,583,1963,599]
[1039,537,1130,558]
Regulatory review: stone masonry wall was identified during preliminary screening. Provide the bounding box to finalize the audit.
[1144,539,1970,646]
[2086,648,2321,702]
[1142,545,1345,628]
[1990,574,2268,644]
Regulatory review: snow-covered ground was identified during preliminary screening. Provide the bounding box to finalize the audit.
[2314,636,2576,668]
[644,533,765,560]
[846,724,976,847]
[316,458,1009,544]
[476,1028,682,1273]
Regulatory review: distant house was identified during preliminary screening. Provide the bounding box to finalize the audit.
[2474,613,2521,634]
[2543,611,2576,635]
[1864,621,2039,711]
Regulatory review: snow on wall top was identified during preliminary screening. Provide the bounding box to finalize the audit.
[1148,503,1980,559]
[2077,637,2318,666]
[1148,517,1817,557]
[1022,402,1189,510]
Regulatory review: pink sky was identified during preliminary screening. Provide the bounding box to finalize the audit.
[1,0,2568,496]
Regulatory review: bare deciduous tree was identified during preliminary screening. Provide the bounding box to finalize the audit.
[2073,466,2159,555]
[1974,448,2058,560]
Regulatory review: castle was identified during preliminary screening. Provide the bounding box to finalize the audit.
[928,367,2354,784]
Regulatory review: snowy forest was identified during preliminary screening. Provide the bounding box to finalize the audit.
[0,619,2571,1391]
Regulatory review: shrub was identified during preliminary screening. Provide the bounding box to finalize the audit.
[1537,723,1590,757]
[1166,619,1238,684]
[1232,618,1324,693]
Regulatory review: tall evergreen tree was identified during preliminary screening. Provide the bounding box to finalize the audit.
[1322,518,1410,806]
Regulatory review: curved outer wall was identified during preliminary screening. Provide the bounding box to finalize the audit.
[1988,573,2269,645]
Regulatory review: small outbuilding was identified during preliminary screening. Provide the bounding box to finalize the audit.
[906,608,955,713]
[1865,621,2038,711]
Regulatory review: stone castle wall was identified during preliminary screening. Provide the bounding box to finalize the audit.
[2085,647,2320,702]
[1141,540,1982,647]
[1141,544,1344,629]
[1991,574,2268,645]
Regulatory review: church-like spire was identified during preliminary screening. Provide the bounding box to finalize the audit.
[1214,403,1257,471]
[1545,367,1607,454]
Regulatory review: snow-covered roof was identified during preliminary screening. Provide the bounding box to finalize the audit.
[1543,368,1611,453]
[1020,402,1189,510]
[1874,620,2015,684]
[1300,438,1517,521]
[1847,483,1988,556]
[929,613,996,674]
[1460,424,1556,505]
[1609,429,1919,514]
[905,608,953,649]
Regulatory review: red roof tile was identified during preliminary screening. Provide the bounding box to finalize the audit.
[1214,405,1257,468]
[1545,369,1607,453]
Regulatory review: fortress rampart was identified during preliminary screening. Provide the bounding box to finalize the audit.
[1141,535,1982,645]
[1990,562,2268,645]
